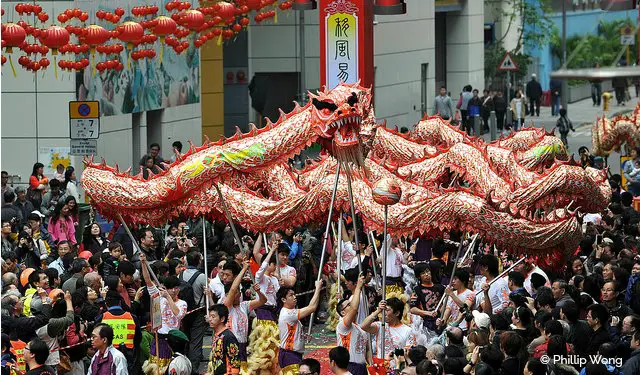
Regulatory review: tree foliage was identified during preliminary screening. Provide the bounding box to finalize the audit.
[551,19,638,69]
[484,0,554,87]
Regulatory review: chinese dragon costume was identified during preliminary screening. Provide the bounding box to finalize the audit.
[83,81,609,259]
[592,102,640,156]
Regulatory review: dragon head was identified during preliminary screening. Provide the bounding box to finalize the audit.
[310,82,372,165]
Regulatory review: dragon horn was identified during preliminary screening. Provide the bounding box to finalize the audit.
[234,126,243,139]
[114,164,120,174]
[188,141,196,153]
[124,166,132,175]
[278,108,287,121]
[203,135,210,145]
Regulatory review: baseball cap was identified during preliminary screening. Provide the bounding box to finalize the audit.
[472,310,491,329]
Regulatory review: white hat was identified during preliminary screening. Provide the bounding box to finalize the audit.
[472,310,491,329]
[531,73,537,78]
[30,210,45,218]
[602,237,614,245]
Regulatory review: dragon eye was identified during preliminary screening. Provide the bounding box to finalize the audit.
[347,93,358,106]
[312,98,338,112]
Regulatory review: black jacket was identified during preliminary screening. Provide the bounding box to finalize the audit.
[526,80,543,99]
[586,326,611,355]
[493,96,508,112]
[1,304,52,343]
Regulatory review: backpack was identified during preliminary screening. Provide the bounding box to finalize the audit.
[178,271,203,310]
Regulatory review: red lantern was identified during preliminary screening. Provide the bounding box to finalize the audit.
[2,23,27,53]
[216,1,236,21]
[117,21,144,49]
[247,0,262,10]
[373,0,406,15]
[82,25,110,49]
[39,26,70,54]
[181,10,205,31]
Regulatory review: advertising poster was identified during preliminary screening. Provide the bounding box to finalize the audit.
[38,147,71,177]
[76,0,200,116]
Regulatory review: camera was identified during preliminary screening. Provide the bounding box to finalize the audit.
[394,348,404,357]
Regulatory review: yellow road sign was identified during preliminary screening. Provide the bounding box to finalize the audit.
[69,101,100,119]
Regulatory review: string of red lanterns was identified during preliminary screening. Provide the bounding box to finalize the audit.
[1,0,295,75]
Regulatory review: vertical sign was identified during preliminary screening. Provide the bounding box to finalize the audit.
[320,0,373,90]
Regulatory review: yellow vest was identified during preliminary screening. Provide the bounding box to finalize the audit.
[101,311,135,349]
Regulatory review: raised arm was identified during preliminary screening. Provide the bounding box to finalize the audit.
[361,300,385,334]
[253,234,263,264]
[140,253,155,287]
[249,283,267,311]
[225,260,250,308]
[298,280,323,319]
[343,274,365,328]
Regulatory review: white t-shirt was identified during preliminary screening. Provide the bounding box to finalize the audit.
[336,318,368,364]
[279,307,304,352]
[228,301,251,343]
[474,276,510,314]
[279,264,297,282]
[524,266,550,296]
[386,247,404,278]
[372,322,417,359]
[446,288,475,330]
[209,275,226,304]
[349,292,369,325]
[340,241,359,271]
[256,260,280,306]
[148,285,188,334]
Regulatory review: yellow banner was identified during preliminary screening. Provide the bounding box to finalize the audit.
[326,13,358,89]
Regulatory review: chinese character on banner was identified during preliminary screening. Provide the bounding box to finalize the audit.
[335,17,349,37]
[326,9,358,89]
[335,40,349,59]
[338,62,349,81]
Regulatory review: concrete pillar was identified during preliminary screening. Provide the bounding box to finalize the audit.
[446,0,484,96]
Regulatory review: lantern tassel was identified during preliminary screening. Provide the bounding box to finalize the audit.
[217,33,222,46]
[274,8,278,24]
[8,55,17,77]
[159,37,164,66]
[54,56,58,80]
[92,53,96,77]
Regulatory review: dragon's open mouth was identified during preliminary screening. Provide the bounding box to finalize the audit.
[331,115,362,146]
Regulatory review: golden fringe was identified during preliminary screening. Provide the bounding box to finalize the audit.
[247,319,280,375]
[325,282,339,331]
[281,363,300,375]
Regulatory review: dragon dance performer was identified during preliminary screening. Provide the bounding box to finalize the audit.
[223,259,267,374]
[247,240,280,375]
[276,280,323,375]
[140,254,188,375]
[336,273,369,375]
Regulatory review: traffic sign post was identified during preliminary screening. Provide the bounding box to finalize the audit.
[621,26,635,66]
[497,52,519,128]
[69,101,100,140]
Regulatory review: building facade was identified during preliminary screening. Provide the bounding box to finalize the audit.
[1,0,484,194]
